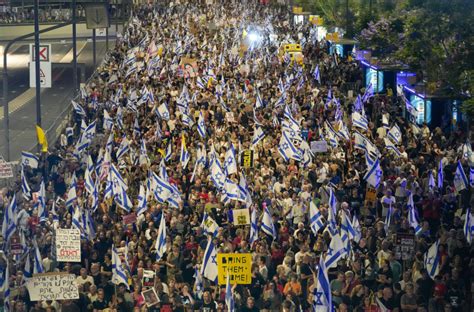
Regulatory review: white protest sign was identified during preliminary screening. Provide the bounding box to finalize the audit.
[0,156,13,178]
[56,228,81,262]
[26,273,79,301]
[310,140,328,153]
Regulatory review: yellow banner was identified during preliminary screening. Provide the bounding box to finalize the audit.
[217,253,252,285]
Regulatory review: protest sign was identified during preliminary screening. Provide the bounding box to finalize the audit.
[310,140,328,153]
[0,156,13,178]
[26,273,79,301]
[365,187,377,203]
[233,209,250,226]
[142,270,155,288]
[122,213,137,225]
[179,57,198,78]
[240,150,254,168]
[56,228,81,262]
[217,253,252,285]
[395,233,416,261]
[142,288,160,307]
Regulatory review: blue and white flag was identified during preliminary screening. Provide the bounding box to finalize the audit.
[327,189,338,237]
[363,158,383,188]
[252,126,265,147]
[224,144,238,176]
[180,134,191,170]
[340,211,356,254]
[149,172,173,203]
[352,214,362,243]
[66,185,77,211]
[428,171,436,191]
[133,118,141,139]
[112,245,129,289]
[387,124,402,144]
[249,207,258,245]
[255,91,264,109]
[136,184,148,217]
[21,151,39,169]
[37,180,47,223]
[382,114,389,129]
[225,274,235,312]
[407,193,422,235]
[453,160,469,192]
[200,238,218,283]
[424,240,440,279]
[470,167,474,186]
[313,257,332,312]
[384,204,393,234]
[33,239,44,274]
[139,139,150,166]
[313,65,321,84]
[464,208,473,244]
[157,103,170,120]
[21,167,31,200]
[197,111,206,139]
[278,132,302,162]
[155,213,167,260]
[194,268,204,299]
[76,120,96,153]
[362,83,374,102]
[197,76,206,89]
[71,100,86,117]
[309,201,325,235]
[103,109,114,131]
[1,262,10,311]
[261,205,276,239]
[116,135,130,160]
[210,158,226,190]
[325,232,345,269]
[201,212,219,237]
[352,111,369,131]
[384,138,401,157]
[1,195,17,244]
[438,159,443,190]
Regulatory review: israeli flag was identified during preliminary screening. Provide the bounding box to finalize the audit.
[382,114,389,129]
[182,113,195,128]
[352,214,362,243]
[261,205,276,239]
[384,138,401,156]
[197,76,206,89]
[225,274,235,312]
[255,91,264,109]
[200,238,218,283]
[165,143,172,162]
[363,158,383,189]
[249,207,258,245]
[33,239,44,274]
[155,213,167,260]
[437,159,443,190]
[149,172,173,203]
[72,205,83,232]
[21,151,39,169]
[387,124,402,144]
[112,245,129,289]
[210,158,226,190]
[384,204,393,234]
[325,232,345,269]
[453,160,468,192]
[201,212,219,237]
[470,167,474,186]
[114,136,129,160]
[136,184,148,217]
[37,180,47,223]
[309,201,325,235]
[133,118,141,139]
[194,269,204,299]
[2,195,18,244]
[407,193,422,235]
[362,83,374,102]
[21,167,31,200]
[424,240,440,279]
[327,190,338,236]
[224,144,238,176]
[157,103,170,120]
[66,185,77,210]
[352,111,369,131]
[428,171,436,191]
[252,126,265,147]
[313,257,332,312]
[313,65,321,84]
[71,100,86,117]
[139,139,150,166]
[180,134,191,170]
[464,208,473,244]
[197,111,206,139]
[116,106,124,130]
[341,211,356,249]
[278,132,302,162]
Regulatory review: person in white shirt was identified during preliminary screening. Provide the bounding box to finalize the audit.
[380,189,396,217]
[76,268,94,286]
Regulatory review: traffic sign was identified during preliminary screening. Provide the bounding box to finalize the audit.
[30,44,50,62]
[29,44,52,88]
[85,4,110,29]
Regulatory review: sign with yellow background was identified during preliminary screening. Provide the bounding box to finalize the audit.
[217,253,252,285]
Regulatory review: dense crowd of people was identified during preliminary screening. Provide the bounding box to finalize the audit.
[0,0,473,311]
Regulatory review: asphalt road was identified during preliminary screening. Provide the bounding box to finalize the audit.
[0,39,108,161]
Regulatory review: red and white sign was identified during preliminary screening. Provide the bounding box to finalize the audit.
[29,44,52,88]
[56,228,81,262]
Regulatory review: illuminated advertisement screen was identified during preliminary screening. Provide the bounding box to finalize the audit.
[365,68,383,93]
[410,94,431,125]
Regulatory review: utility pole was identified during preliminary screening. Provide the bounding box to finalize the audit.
[34,0,41,133]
